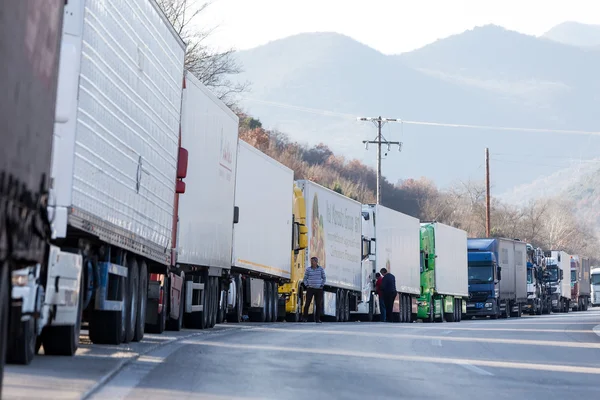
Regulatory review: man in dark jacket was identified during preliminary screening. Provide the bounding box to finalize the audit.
[380,268,396,323]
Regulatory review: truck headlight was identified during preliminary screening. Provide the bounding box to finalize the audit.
[11,270,30,287]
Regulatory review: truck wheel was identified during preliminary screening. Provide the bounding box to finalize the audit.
[264,281,272,323]
[286,287,302,322]
[227,275,243,323]
[345,291,351,322]
[271,282,278,322]
[0,265,9,394]
[124,257,139,343]
[216,280,225,325]
[424,300,433,323]
[145,274,167,334]
[133,261,148,340]
[42,270,84,355]
[445,299,456,323]
[207,277,216,328]
[212,278,219,327]
[7,308,36,365]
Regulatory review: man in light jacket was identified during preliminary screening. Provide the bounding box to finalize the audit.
[302,256,326,323]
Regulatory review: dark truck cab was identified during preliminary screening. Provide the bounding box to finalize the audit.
[465,242,502,319]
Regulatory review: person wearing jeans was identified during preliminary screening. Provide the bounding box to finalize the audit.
[302,256,326,323]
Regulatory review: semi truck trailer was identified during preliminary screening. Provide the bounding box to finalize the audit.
[524,245,551,315]
[227,140,295,322]
[163,71,237,331]
[1,0,69,393]
[295,180,363,322]
[570,255,591,311]
[591,267,600,307]
[544,250,571,313]
[417,222,468,323]
[355,205,420,322]
[465,238,527,319]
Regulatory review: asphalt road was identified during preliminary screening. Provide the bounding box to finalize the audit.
[4,308,600,399]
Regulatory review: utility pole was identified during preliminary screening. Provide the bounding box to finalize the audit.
[485,147,491,237]
[357,116,402,204]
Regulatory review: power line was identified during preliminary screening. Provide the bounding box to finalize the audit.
[240,97,600,137]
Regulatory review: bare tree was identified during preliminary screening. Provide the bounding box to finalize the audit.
[156,0,250,107]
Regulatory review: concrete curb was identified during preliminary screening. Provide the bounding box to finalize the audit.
[80,326,241,399]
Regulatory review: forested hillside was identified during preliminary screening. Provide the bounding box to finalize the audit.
[238,113,600,261]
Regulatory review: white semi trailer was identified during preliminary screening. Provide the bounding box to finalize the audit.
[296,180,363,322]
[355,204,420,322]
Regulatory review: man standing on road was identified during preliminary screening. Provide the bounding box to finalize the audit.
[303,256,326,323]
[380,268,396,323]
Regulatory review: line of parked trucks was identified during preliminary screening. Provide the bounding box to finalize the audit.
[1,0,599,396]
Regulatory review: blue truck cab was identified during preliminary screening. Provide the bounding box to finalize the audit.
[466,239,503,318]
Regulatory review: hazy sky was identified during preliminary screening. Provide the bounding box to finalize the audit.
[198,0,600,54]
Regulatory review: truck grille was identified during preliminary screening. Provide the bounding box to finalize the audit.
[468,291,490,302]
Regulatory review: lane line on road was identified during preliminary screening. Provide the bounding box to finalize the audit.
[242,326,600,349]
[456,363,494,376]
[80,326,249,400]
[189,340,600,375]
[88,339,189,400]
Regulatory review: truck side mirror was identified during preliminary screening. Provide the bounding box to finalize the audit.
[497,266,502,280]
[560,270,563,280]
[233,206,239,224]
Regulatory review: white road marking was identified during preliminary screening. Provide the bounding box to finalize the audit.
[432,339,442,346]
[87,339,187,400]
[456,362,494,376]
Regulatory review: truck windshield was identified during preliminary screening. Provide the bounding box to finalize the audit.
[527,269,533,284]
[544,267,559,282]
[571,270,577,282]
[468,265,493,283]
[592,274,600,285]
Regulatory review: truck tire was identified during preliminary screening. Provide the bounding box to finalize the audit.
[286,287,302,322]
[445,298,456,323]
[133,261,148,341]
[124,257,139,343]
[42,270,84,356]
[344,290,350,322]
[0,265,9,395]
[216,280,225,325]
[166,270,184,332]
[270,282,278,322]
[7,307,36,365]
[264,281,272,323]
[227,275,243,323]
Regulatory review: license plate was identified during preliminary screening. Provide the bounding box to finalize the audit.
[476,302,484,308]
[467,303,475,307]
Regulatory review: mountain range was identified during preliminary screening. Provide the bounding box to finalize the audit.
[229,22,600,225]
